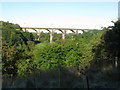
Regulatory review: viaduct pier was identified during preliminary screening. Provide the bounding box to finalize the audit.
[22,27,93,43]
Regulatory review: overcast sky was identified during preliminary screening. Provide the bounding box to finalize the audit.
[0,0,119,29]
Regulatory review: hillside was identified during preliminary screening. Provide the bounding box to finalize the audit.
[1,20,120,88]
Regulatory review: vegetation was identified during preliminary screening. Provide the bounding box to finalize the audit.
[1,21,35,75]
[1,20,120,88]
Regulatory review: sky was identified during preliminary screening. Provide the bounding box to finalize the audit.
[0,0,119,29]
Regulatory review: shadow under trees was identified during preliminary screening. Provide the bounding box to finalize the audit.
[86,20,120,88]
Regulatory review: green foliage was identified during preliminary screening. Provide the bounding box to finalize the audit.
[17,58,36,76]
[39,32,50,43]
[2,20,120,88]
[2,41,18,74]
[32,33,38,40]
[92,20,120,63]
[31,30,103,72]
[38,32,62,43]
[103,20,120,57]
[0,28,2,68]
[3,20,119,77]
[1,21,35,75]
[34,43,64,70]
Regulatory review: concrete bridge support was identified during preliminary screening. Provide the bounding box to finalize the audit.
[49,30,54,43]
[62,30,66,39]
[21,27,92,43]
[37,31,42,41]
[23,28,28,32]
[58,29,66,39]
[76,30,78,34]
[33,29,42,41]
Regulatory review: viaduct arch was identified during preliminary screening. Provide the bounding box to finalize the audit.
[22,27,91,43]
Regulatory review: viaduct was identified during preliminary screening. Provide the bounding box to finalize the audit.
[22,27,93,43]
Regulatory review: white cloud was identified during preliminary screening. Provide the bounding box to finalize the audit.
[9,16,114,29]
